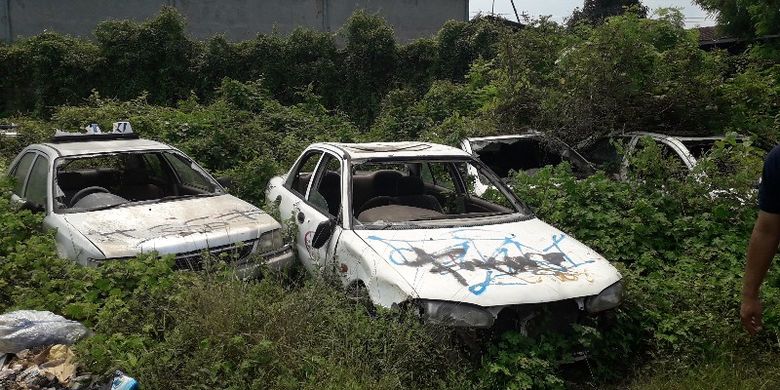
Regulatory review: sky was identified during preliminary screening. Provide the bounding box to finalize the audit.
[469,0,717,27]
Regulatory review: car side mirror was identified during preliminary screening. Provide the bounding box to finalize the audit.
[311,219,335,249]
[216,176,233,190]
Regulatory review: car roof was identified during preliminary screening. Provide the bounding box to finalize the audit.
[622,131,745,142]
[318,141,471,160]
[41,138,173,157]
[464,131,543,143]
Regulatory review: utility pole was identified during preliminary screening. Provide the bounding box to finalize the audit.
[510,0,521,23]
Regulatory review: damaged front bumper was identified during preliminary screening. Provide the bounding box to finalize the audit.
[232,244,295,280]
[414,281,624,330]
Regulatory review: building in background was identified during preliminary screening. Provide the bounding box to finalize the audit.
[0,0,469,43]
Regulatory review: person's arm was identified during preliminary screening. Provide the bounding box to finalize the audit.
[741,211,780,335]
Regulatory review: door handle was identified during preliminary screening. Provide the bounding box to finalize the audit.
[297,211,305,224]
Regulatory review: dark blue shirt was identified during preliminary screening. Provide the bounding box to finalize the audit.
[759,145,780,214]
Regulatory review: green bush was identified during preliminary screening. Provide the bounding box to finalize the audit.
[94,7,197,105]
[0,33,100,116]
[535,11,726,144]
[2,6,780,389]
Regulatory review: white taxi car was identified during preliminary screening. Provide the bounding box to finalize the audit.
[266,141,623,329]
[7,123,293,277]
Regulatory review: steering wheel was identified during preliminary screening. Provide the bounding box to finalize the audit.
[70,186,111,207]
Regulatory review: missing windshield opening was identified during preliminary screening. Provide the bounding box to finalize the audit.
[350,158,526,227]
[54,151,220,212]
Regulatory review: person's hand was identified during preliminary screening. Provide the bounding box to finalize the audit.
[741,295,763,335]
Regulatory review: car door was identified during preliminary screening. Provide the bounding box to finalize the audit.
[294,152,344,271]
[272,150,332,272]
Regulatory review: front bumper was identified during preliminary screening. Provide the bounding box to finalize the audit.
[233,244,295,280]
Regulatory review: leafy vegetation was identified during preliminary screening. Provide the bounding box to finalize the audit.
[695,0,780,38]
[1,3,780,389]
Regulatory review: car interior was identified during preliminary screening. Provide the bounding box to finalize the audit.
[55,151,218,211]
[289,156,519,224]
[347,161,517,224]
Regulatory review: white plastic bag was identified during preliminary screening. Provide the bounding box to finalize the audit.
[0,310,88,354]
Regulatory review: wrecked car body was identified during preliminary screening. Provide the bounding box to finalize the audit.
[266,141,623,329]
[461,132,595,195]
[6,123,293,278]
[577,131,749,180]
[1,124,18,138]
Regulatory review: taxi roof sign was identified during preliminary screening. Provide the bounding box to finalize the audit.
[112,121,133,134]
[51,121,139,143]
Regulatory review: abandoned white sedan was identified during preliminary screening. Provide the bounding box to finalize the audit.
[266,142,623,329]
[7,123,293,278]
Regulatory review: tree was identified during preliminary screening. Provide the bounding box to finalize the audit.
[338,10,399,129]
[568,0,648,26]
[695,0,780,38]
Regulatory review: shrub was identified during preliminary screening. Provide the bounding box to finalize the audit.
[0,33,100,116]
[94,7,197,105]
[534,11,726,144]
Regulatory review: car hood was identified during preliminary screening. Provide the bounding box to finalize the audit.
[63,195,279,258]
[355,217,621,307]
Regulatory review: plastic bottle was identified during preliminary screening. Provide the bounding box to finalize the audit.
[110,370,139,390]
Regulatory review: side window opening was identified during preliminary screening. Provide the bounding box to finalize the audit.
[579,138,622,174]
[420,162,435,185]
[655,141,688,173]
[164,153,216,193]
[11,152,36,196]
[142,153,169,183]
[288,151,323,197]
[308,154,342,217]
[427,162,456,192]
[627,138,689,179]
[25,155,49,209]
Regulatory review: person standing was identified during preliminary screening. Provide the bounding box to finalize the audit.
[741,146,780,335]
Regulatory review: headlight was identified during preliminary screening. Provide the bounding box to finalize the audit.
[585,281,623,313]
[257,229,284,253]
[417,300,495,328]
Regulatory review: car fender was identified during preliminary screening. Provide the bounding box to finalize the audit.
[335,230,418,308]
[45,214,104,266]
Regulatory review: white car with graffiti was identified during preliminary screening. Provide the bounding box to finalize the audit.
[266,141,623,329]
[6,123,293,278]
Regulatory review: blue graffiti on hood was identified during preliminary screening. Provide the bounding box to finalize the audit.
[366,229,596,295]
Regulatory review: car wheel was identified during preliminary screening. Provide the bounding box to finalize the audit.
[346,281,376,317]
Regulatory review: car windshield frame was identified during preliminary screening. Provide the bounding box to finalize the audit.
[349,155,533,230]
[52,149,224,214]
